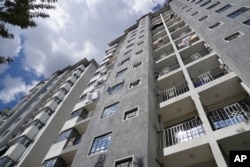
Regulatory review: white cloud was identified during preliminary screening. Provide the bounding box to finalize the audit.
[0,75,38,104]
[0,64,9,74]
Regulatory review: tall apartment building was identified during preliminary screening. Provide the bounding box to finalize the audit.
[0,58,98,167]
[1,0,250,166]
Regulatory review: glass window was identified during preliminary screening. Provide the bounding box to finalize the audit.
[116,68,127,78]
[206,1,220,10]
[227,7,249,19]
[243,19,250,26]
[208,22,221,29]
[124,107,138,120]
[133,62,142,68]
[191,11,199,16]
[110,83,123,94]
[136,50,143,55]
[139,35,144,39]
[16,135,32,148]
[129,79,141,88]
[70,108,88,119]
[200,0,211,7]
[102,102,119,118]
[126,43,134,49]
[215,4,232,13]
[124,50,132,57]
[41,157,67,167]
[89,133,112,155]
[198,15,208,21]
[56,129,73,143]
[118,58,130,67]
[194,0,203,4]
[115,157,133,167]
[0,157,15,167]
[224,32,241,41]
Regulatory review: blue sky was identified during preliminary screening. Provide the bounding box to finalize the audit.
[0,0,166,110]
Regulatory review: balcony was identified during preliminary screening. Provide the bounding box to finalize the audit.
[207,98,250,131]
[157,82,189,103]
[171,25,192,40]
[180,42,211,65]
[153,35,170,51]
[152,23,165,36]
[192,67,229,88]
[152,29,167,41]
[154,43,174,62]
[175,31,200,50]
[0,156,15,167]
[168,20,185,33]
[155,55,180,80]
[166,16,181,27]
[159,117,205,148]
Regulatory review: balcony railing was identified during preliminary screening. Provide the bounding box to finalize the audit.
[156,64,180,78]
[64,135,81,149]
[0,156,15,167]
[157,82,189,103]
[155,50,174,61]
[192,67,230,88]
[183,49,210,65]
[207,98,250,130]
[172,29,192,40]
[159,117,205,148]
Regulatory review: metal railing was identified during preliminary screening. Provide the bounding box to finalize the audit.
[155,50,174,61]
[157,82,189,103]
[207,98,250,130]
[159,117,205,148]
[157,64,180,78]
[183,49,210,65]
[172,29,192,40]
[192,67,230,88]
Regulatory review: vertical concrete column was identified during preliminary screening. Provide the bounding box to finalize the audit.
[209,141,228,167]
[191,94,213,134]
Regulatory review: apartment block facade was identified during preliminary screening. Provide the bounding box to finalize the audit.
[0,58,98,167]
[1,0,250,166]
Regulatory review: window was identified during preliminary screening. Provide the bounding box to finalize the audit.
[191,11,199,16]
[124,50,132,57]
[198,15,208,21]
[102,102,119,118]
[115,157,133,167]
[215,4,232,13]
[129,79,141,88]
[136,50,143,55]
[137,41,144,45]
[139,35,144,39]
[53,96,61,104]
[227,7,249,19]
[126,43,134,49]
[109,82,124,94]
[70,108,88,119]
[208,22,221,29]
[0,157,15,167]
[89,133,112,155]
[194,0,203,4]
[124,107,138,120]
[118,58,130,67]
[87,80,96,87]
[56,128,80,143]
[200,0,211,7]
[186,8,192,12]
[133,62,142,68]
[30,119,44,130]
[44,107,53,115]
[67,80,74,86]
[128,37,135,43]
[206,1,220,10]
[243,19,250,26]
[60,88,68,95]
[16,135,31,148]
[140,30,145,33]
[224,32,242,41]
[116,68,127,78]
[41,157,67,167]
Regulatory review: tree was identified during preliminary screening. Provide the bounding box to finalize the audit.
[0,0,57,64]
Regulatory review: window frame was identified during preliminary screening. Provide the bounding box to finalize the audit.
[129,79,141,89]
[101,102,119,118]
[114,156,134,167]
[116,68,128,78]
[215,4,232,13]
[226,7,250,19]
[89,132,112,156]
[123,107,139,121]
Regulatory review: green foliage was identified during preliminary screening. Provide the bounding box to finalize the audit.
[0,0,57,64]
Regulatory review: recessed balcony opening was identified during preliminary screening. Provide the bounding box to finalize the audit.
[155,55,180,80]
[153,35,170,50]
[199,77,250,130]
[180,41,212,65]
[175,32,200,50]
[158,97,205,148]
[218,131,250,166]
[171,25,192,40]
[154,43,174,61]
[166,16,181,27]
[164,12,176,23]
[161,144,217,167]
[187,55,230,88]
[152,22,165,35]
[156,71,189,103]
[152,29,167,41]
[169,20,186,33]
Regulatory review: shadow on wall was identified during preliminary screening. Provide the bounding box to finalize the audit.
[134,157,144,167]
[94,154,106,167]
